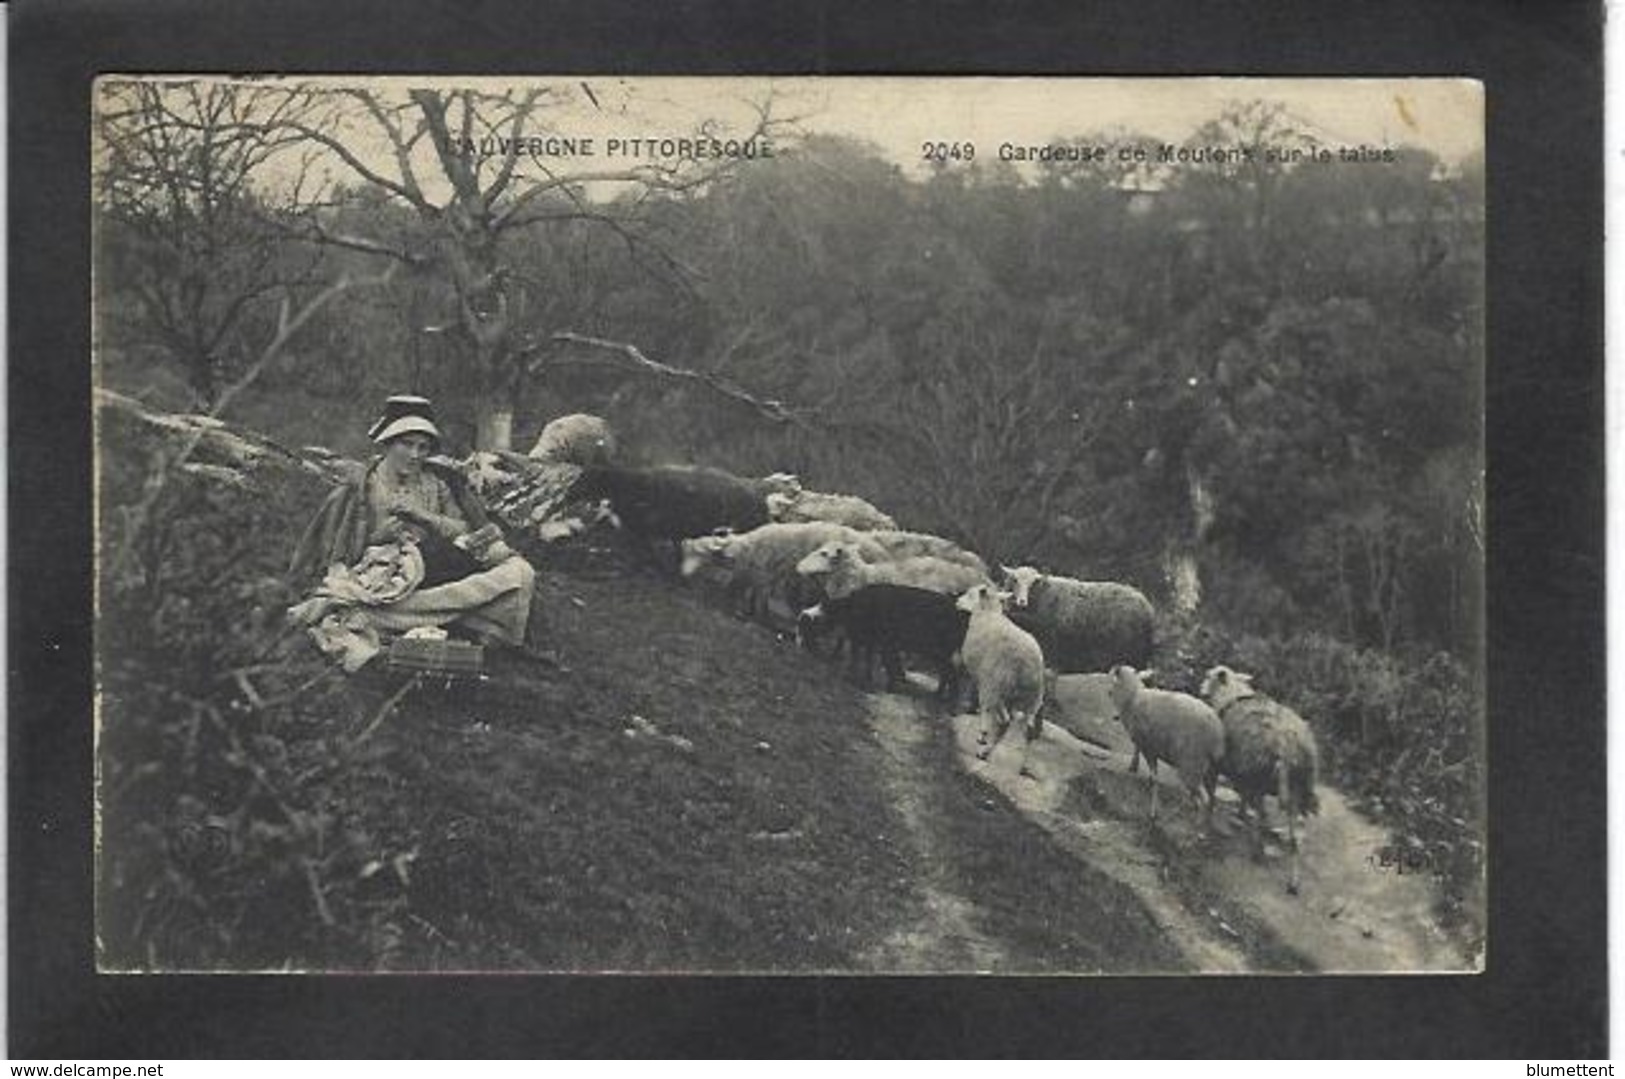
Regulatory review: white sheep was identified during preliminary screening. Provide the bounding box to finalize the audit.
[1000,566,1155,674]
[795,541,990,600]
[869,530,989,576]
[765,487,897,531]
[1107,666,1224,827]
[528,413,617,467]
[680,522,886,625]
[955,584,1047,778]
[1200,665,1321,894]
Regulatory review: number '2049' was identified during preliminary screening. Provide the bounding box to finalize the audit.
[922,141,976,162]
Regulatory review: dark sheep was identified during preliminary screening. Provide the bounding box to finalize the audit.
[1201,665,1321,894]
[569,464,771,570]
[798,584,969,702]
[1001,566,1154,674]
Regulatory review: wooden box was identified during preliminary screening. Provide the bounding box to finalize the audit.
[384,637,485,677]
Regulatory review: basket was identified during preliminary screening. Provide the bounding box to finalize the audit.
[384,637,486,677]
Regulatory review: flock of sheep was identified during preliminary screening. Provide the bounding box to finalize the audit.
[469,413,1323,893]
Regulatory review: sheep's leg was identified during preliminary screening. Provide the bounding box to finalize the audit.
[1129,746,1142,774]
[977,705,1013,762]
[856,643,878,688]
[1015,710,1041,779]
[1280,762,1302,894]
[881,648,906,691]
[1285,811,1302,895]
[1146,758,1160,821]
[935,661,960,708]
[845,639,869,684]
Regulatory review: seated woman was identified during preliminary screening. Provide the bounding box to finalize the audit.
[289,395,537,655]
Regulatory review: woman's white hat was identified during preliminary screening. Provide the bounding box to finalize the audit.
[368,394,442,445]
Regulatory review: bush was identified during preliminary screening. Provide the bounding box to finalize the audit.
[97,400,416,969]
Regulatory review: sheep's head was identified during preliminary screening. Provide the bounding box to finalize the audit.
[679,532,734,577]
[955,583,1010,614]
[1107,664,1147,716]
[796,541,855,578]
[765,491,798,520]
[1200,665,1254,710]
[760,472,803,497]
[1001,565,1044,608]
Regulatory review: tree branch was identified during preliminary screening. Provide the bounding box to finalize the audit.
[544,332,809,427]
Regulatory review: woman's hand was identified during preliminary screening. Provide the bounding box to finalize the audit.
[370,516,408,543]
[389,502,427,525]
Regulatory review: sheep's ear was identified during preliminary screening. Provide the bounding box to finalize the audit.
[1137,668,1156,683]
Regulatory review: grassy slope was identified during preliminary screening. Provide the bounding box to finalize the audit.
[334,545,1186,972]
[93,400,1186,972]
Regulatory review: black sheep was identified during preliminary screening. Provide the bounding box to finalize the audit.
[800,584,969,702]
[570,464,771,570]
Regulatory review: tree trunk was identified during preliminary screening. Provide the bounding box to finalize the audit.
[476,405,514,452]
[1165,544,1202,616]
[1164,459,1211,616]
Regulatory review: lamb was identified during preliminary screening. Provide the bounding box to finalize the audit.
[1200,665,1321,894]
[765,486,898,532]
[568,464,770,571]
[1000,566,1154,674]
[798,584,969,700]
[1107,665,1224,827]
[868,530,990,576]
[795,541,990,600]
[678,522,887,625]
[955,584,1048,778]
[528,413,617,467]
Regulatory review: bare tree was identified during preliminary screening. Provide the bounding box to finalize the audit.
[887,318,1103,558]
[260,83,779,448]
[94,79,323,406]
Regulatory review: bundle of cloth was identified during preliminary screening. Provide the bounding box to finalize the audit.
[286,396,537,671]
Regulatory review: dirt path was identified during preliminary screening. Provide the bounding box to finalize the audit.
[956,711,1254,972]
[959,677,1474,973]
[858,692,1008,972]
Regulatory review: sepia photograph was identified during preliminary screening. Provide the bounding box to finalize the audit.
[90,75,1486,976]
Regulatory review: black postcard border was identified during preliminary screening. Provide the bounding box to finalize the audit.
[9,0,1606,1058]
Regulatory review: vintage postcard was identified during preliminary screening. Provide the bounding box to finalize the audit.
[91,75,1484,974]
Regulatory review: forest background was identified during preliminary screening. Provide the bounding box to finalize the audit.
[91,79,1487,956]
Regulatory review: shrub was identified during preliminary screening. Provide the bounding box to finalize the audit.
[97,401,414,969]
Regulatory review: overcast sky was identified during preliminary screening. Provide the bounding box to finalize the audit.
[383,74,1484,159]
[774,77,1482,161]
[101,75,1484,201]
